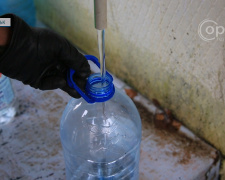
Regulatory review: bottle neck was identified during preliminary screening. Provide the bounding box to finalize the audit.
[85,73,115,102]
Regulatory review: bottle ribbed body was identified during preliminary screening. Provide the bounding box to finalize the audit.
[60,88,142,180]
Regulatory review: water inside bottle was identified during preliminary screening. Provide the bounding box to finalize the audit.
[62,110,140,179]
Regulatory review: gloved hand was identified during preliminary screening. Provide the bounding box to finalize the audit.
[0,14,91,98]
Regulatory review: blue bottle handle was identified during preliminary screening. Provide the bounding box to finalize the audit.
[67,55,112,103]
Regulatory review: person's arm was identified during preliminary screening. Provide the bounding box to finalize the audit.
[0,27,12,45]
[0,14,90,98]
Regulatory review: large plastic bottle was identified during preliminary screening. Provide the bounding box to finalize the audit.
[0,73,17,124]
[60,55,142,180]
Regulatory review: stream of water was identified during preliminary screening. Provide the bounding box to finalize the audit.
[97,29,106,82]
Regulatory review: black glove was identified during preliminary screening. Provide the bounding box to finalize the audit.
[0,14,91,98]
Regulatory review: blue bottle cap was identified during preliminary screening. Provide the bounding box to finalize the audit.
[67,55,115,103]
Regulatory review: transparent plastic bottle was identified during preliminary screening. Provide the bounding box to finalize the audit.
[0,73,17,124]
[60,55,142,180]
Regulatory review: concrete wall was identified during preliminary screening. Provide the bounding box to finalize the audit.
[34,0,225,176]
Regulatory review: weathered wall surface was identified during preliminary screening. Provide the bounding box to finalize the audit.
[34,0,225,175]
